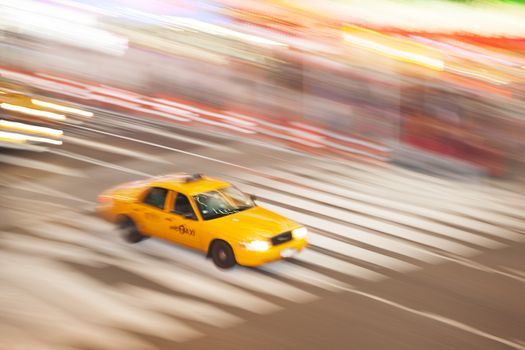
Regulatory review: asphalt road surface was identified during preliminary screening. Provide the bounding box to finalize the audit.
[1,108,525,350]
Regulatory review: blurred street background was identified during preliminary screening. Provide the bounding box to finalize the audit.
[1,0,525,349]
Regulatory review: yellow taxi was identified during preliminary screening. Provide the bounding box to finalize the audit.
[97,173,308,268]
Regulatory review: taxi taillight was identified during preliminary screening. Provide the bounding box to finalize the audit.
[97,195,113,204]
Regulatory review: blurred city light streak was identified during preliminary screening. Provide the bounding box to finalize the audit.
[444,74,513,99]
[343,26,445,71]
[0,130,27,143]
[0,130,62,145]
[87,86,144,102]
[0,119,63,137]
[31,99,94,118]
[445,65,510,86]
[0,0,522,172]
[0,0,128,56]
[46,0,113,16]
[270,0,525,37]
[0,69,89,99]
[88,94,141,109]
[168,17,288,46]
[153,98,257,127]
[0,103,66,121]
[35,73,92,90]
[409,35,523,68]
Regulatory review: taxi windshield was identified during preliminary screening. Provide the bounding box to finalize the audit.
[193,186,255,220]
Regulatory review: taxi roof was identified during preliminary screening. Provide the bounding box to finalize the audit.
[147,173,231,195]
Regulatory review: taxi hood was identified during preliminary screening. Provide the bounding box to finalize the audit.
[212,205,299,239]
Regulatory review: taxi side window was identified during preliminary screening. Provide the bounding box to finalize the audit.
[143,187,168,210]
[174,193,196,218]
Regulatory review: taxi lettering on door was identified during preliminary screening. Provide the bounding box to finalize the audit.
[171,224,195,236]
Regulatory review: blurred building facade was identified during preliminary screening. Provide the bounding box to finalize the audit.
[2,0,525,177]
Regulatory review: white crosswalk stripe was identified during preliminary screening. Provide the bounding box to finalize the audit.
[1,252,203,343]
[57,210,119,232]
[29,222,144,259]
[269,163,525,224]
[0,232,108,267]
[0,285,155,350]
[293,161,525,221]
[124,263,282,315]
[258,201,469,259]
[0,154,84,177]
[261,260,350,291]
[119,285,243,328]
[124,123,240,154]
[293,249,389,281]
[49,149,154,177]
[140,239,318,303]
[63,135,172,164]
[0,174,92,204]
[307,232,418,273]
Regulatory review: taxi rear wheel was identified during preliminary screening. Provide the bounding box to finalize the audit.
[119,217,147,243]
[211,240,236,269]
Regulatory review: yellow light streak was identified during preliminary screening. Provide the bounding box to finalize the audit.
[31,99,93,117]
[0,131,62,145]
[343,25,444,71]
[0,119,63,137]
[1,103,66,121]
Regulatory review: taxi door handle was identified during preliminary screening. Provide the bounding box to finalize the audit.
[165,218,173,222]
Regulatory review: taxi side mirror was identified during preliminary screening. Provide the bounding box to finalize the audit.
[250,194,257,201]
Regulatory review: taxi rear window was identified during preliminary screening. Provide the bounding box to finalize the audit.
[143,187,168,209]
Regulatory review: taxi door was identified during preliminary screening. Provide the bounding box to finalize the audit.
[131,186,169,238]
[162,191,201,249]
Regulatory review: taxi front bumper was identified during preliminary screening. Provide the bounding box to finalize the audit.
[234,238,308,267]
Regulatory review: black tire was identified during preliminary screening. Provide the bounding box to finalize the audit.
[119,217,148,243]
[211,240,236,269]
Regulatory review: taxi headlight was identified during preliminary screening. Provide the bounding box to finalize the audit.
[292,227,308,239]
[239,240,271,252]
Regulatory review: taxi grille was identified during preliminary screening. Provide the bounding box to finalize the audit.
[271,231,292,246]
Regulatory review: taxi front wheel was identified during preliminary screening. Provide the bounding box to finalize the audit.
[211,240,236,269]
[119,217,148,243]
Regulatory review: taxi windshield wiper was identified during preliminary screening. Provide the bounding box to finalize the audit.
[236,204,254,211]
[204,208,238,220]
